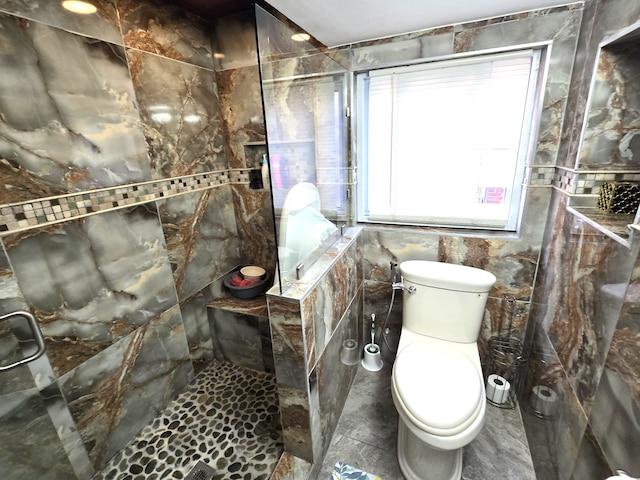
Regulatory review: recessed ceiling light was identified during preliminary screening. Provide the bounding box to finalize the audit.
[61,1,97,14]
[291,33,311,42]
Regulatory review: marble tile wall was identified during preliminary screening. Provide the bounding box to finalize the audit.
[267,228,363,468]
[560,0,640,207]
[213,10,277,276]
[354,4,582,373]
[525,1,640,479]
[0,2,275,479]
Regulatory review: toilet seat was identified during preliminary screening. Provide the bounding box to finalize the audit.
[393,341,483,436]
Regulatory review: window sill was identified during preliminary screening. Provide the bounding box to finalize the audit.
[357,221,521,241]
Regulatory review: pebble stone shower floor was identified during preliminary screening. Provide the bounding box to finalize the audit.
[92,361,284,480]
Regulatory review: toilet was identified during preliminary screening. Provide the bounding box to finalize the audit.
[391,260,496,480]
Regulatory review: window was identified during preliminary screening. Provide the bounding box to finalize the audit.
[356,49,544,231]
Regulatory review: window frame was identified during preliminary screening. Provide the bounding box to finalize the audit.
[354,46,549,233]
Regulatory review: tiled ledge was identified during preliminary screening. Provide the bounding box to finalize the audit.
[207,291,269,317]
[0,168,257,235]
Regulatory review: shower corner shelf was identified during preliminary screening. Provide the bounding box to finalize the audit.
[566,205,635,248]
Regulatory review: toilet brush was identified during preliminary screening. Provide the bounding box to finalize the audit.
[362,313,383,371]
[370,313,376,345]
[365,314,380,355]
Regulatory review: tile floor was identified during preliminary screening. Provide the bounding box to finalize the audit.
[92,361,283,480]
[91,357,536,480]
[319,360,537,480]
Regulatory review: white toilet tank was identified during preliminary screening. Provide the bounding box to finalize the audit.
[399,260,496,343]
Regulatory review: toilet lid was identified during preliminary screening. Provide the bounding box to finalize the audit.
[393,342,483,432]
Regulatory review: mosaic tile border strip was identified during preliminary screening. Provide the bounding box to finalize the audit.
[530,165,557,187]
[573,171,640,195]
[553,168,640,195]
[3,164,627,234]
[553,167,575,192]
[0,169,254,235]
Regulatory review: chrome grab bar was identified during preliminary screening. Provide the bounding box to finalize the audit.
[0,310,46,371]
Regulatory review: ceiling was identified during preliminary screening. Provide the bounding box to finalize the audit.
[172,0,577,47]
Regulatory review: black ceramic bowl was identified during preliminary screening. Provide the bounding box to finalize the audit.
[223,271,270,299]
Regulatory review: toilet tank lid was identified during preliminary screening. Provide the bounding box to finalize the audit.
[400,261,496,293]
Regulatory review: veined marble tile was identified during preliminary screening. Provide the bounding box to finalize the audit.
[316,289,362,458]
[207,308,267,372]
[350,28,454,69]
[211,11,259,72]
[543,212,635,414]
[118,0,214,70]
[58,304,193,470]
[0,387,77,480]
[127,49,228,177]
[268,298,306,391]
[0,15,150,203]
[587,366,640,477]
[304,240,361,368]
[579,41,640,169]
[215,29,275,273]
[0,0,122,45]
[39,382,93,480]
[439,234,540,302]
[363,227,439,283]
[587,260,640,476]
[230,184,277,273]
[216,66,265,169]
[157,187,240,301]
[523,323,590,480]
[278,383,313,462]
[3,205,178,378]
[179,292,214,374]
[363,278,403,336]
[270,452,312,480]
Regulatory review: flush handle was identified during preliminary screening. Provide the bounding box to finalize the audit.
[0,310,46,371]
[392,282,416,294]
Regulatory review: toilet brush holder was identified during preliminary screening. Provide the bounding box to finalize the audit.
[340,338,360,365]
[362,343,383,371]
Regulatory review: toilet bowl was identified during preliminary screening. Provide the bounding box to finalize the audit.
[391,261,496,480]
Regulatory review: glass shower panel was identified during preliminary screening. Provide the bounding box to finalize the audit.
[255,5,349,292]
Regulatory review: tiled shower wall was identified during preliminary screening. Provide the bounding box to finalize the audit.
[0,2,274,479]
[524,0,640,479]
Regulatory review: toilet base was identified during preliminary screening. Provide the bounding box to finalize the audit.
[397,419,463,480]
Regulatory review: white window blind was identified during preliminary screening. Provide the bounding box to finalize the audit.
[357,49,542,230]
